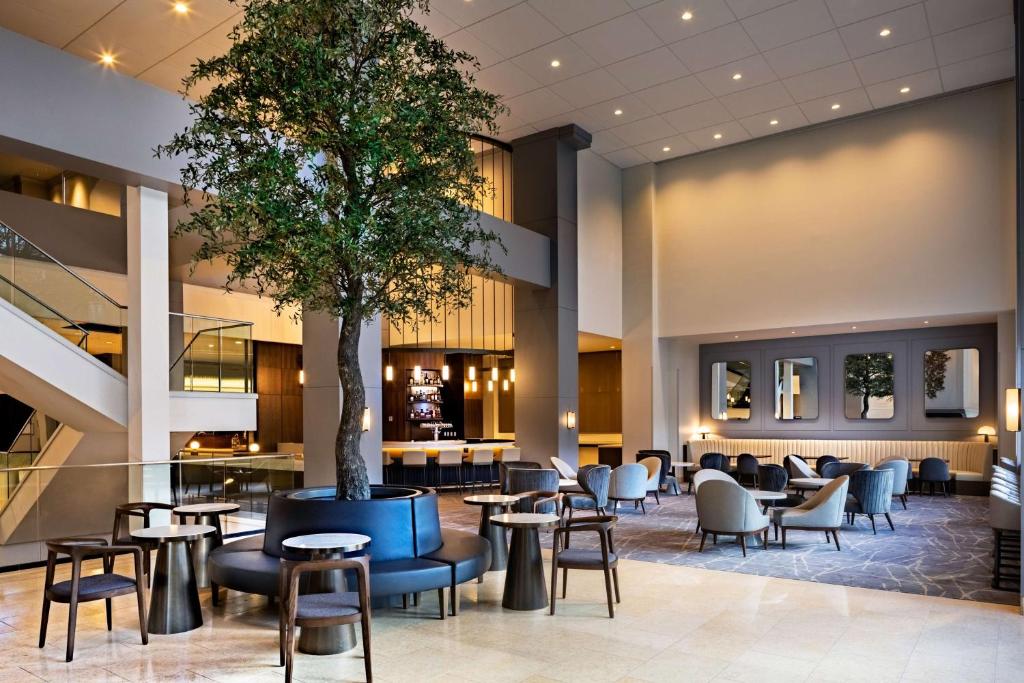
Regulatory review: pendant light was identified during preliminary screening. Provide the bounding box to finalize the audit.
[413,365,422,383]
[487,379,494,392]
[442,302,451,381]
[510,368,516,383]
[502,378,509,392]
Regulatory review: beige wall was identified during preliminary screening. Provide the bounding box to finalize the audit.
[577,149,623,339]
[653,83,1016,338]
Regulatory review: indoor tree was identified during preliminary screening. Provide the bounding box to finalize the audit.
[844,353,895,419]
[158,0,504,499]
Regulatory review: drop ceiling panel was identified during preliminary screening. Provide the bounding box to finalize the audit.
[725,0,793,20]
[430,0,523,28]
[740,0,835,51]
[783,61,865,101]
[932,16,1014,67]
[853,37,937,85]
[799,87,873,123]
[636,75,714,113]
[939,48,1013,92]
[669,22,759,73]
[738,103,809,136]
[606,47,691,91]
[467,4,563,59]
[718,80,795,118]
[685,120,751,150]
[838,4,931,59]
[578,94,656,130]
[635,133,699,161]
[636,0,737,44]
[510,37,599,85]
[474,61,543,99]
[553,69,630,108]
[607,114,679,145]
[696,54,777,96]
[825,0,919,27]
[924,0,1011,36]
[528,0,633,34]
[571,13,662,65]
[0,0,121,48]
[763,30,849,79]
[661,98,735,132]
[865,69,942,108]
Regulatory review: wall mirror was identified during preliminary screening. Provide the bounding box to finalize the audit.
[844,352,895,419]
[711,360,751,421]
[924,348,980,418]
[774,357,818,420]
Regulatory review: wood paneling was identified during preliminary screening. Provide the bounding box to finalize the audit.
[579,351,622,433]
[254,341,303,451]
[381,350,446,441]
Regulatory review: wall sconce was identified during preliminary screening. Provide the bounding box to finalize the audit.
[1006,388,1021,432]
[385,365,394,382]
[248,442,260,453]
[977,425,997,443]
[502,378,509,392]
[491,367,498,381]
[566,410,576,430]
[413,365,422,383]
[697,426,711,439]
[188,440,200,450]
[510,368,516,383]
[362,406,371,432]
[298,369,305,385]
[487,380,494,392]
[441,364,450,381]
[468,366,477,381]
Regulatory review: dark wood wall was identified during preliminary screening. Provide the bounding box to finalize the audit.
[382,350,446,441]
[579,350,622,433]
[254,341,303,451]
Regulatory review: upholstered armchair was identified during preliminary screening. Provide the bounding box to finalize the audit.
[637,450,676,494]
[694,479,769,557]
[735,453,759,487]
[845,468,895,534]
[784,454,816,479]
[820,461,868,479]
[693,469,738,533]
[918,457,951,496]
[773,475,850,550]
[874,458,910,509]
[507,468,560,514]
[756,464,804,512]
[608,463,649,514]
[699,452,731,473]
[638,457,662,504]
[550,457,578,480]
[499,461,540,494]
[562,464,611,519]
[814,455,838,476]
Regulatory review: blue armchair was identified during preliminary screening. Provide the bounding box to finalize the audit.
[562,465,611,519]
[845,468,895,534]
[608,464,649,514]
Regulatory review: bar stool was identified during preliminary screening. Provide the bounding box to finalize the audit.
[402,450,428,486]
[468,449,494,490]
[437,449,465,491]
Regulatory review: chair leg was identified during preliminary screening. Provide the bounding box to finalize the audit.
[612,567,621,602]
[943,481,949,498]
[739,535,747,558]
[279,597,286,666]
[832,529,842,551]
[561,567,568,599]
[773,523,778,541]
[38,597,50,648]
[900,494,907,510]
[136,584,148,646]
[413,592,421,607]
[884,512,894,531]
[549,557,558,615]
[65,596,79,662]
[763,529,769,549]
[603,566,615,618]
[781,528,787,550]
[402,594,408,609]
[284,617,296,683]
[360,612,372,683]
[699,531,708,552]
[211,581,220,607]
[654,489,660,504]
[450,584,459,616]
[869,515,877,535]
[640,499,646,515]
[824,532,830,543]
[106,598,113,631]
[437,588,446,620]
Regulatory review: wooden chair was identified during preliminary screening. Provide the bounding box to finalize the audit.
[549,516,620,618]
[112,502,175,581]
[279,554,372,682]
[39,538,147,662]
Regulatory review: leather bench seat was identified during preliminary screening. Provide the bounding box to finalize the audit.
[421,528,491,584]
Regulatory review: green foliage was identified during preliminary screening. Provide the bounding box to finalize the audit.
[923,350,950,399]
[844,353,894,419]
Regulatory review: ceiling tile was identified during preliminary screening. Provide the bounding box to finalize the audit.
[853,37,936,85]
[572,13,663,65]
[738,103,810,136]
[685,120,752,150]
[510,37,599,85]
[695,54,777,97]
[411,7,460,38]
[551,69,630,108]
[0,0,122,48]
[783,61,863,101]
[578,94,657,130]
[924,0,1010,35]
[635,133,700,161]
[740,0,835,51]
[467,4,563,59]
[635,74,714,112]
[763,30,849,78]
[590,128,632,154]
[602,147,650,168]
[606,47,691,91]
[718,80,795,117]
[669,22,758,73]
[607,114,679,144]
[504,87,575,124]
[865,68,941,107]
[825,0,919,26]
[430,0,524,27]
[839,3,930,59]
[499,124,539,142]
[636,0,737,44]
[933,16,1014,67]
[725,0,793,20]
[798,87,873,123]
[626,0,662,7]
[661,98,735,132]
[939,48,1013,92]
[528,0,633,33]
[443,28,505,68]
[474,61,543,99]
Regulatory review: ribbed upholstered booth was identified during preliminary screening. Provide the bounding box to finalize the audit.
[691,439,992,485]
[208,486,489,616]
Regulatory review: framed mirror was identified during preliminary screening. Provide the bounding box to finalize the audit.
[844,352,895,419]
[774,357,818,420]
[924,348,980,418]
[711,360,751,421]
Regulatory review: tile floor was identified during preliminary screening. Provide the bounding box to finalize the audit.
[0,548,1022,682]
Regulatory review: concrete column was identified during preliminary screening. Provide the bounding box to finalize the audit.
[126,186,170,504]
[512,126,589,467]
[302,312,383,487]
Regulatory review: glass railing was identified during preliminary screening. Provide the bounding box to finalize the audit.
[169,313,254,393]
[470,135,513,222]
[0,220,127,372]
[0,411,60,513]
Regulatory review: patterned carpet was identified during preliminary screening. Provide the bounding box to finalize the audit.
[437,487,1017,606]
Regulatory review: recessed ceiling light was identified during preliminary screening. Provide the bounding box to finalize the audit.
[791,331,796,334]
[852,325,858,330]
[614,109,623,116]
[769,119,779,126]
[550,59,560,68]
[899,86,910,94]
[734,335,739,339]
[879,28,891,37]
[732,73,742,80]
[662,146,671,152]
[173,1,190,14]
[713,133,722,140]
[924,320,930,324]
[681,11,693,21]
[830,103,841,110]
[99,52,116,67]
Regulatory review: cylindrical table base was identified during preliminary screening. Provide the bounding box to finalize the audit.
[502,528,547,611]
[480,504,509,571]
[149,540,204,634]
[188,513,223,589]
[298,552,357,655]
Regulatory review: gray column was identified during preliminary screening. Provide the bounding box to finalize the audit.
[301,312,383,487]
[512,126,589,467]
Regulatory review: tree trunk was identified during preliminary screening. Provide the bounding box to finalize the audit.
[860,392,870,420]
[334,313,371,500]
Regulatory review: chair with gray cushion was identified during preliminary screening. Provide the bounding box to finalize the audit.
[550,456,577,481]
[507,468,560,514]
[608,463,649,514]
[562,465,610,519]
[784,455,816,479]
[814,455,838,476]
[875,458,910,510]
[845,468,895,534]
[773,475,850,550]
[756,464,804,512]
[693,469,740,532]
[638,456,663,505]
[499,461,540,494]
[735,453,759,487]
[918,457,951,496]
[820,461,868,479]
[695,479,770,557]
[549,515,620,618]
[699,452,731,473]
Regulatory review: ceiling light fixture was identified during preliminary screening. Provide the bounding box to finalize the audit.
[550,59,560,68]
[681,11,693,21]
[662,146,671,152]
[732,73,742,80]
[900,86,910,94]
[614,108,623,116]
[769,119,779,126]
[830,103,841,110]
[713,133,722,140]
[99,52,116,67]
[173,1,190,14]
[879,28,891,37]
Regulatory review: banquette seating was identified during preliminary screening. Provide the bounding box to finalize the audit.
[208,486,490,617]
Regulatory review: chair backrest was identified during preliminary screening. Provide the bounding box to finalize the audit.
[919,457,950,481]
[112,502,173,542]
[507,468,559,513]
[785,455,816,478]
[693,468,733,492]
[757,464,788,492]
[470,448,494,465]
[820,461,868,479]
[874,459,909,495]
[499,461,541,493]
[797,475,850,526]
[608,463,648,499]
[699,452,729,472]
[815,455,838,475]
[550,456,577,479]
[637,450,672,484]
[695,479,765,533]
[437,450,463,466]
[735,453,759,475]
[576,464,611,508]
[637,456,661,487]
[403,450,427,466]
[500,447,521,462]
[849,468,894,514]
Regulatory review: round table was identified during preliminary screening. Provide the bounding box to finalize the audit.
[282,533,371,656]
[558,478,582,492]
[464,494,520,572]
[747,490,787,501]
[790,477,832,490]
[173,503,239,588]
[489,513,560,611]
[130,524,216,634]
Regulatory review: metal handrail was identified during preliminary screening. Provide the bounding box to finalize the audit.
[168,319,253,373]
[0,273,90,348]
[168,311,254,326]
[0,452,300,474]
[0,220,127,310]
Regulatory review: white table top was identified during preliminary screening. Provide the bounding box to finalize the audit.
[791,477,832,488]
[282,533,371,553]
[131,524,216,542]
[670,461,696,468]
[489,513,560,529]
[746,490,787,500]
[173,503,240,514]
[464,494,521,506]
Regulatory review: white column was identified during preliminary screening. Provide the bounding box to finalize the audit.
[126,186,170,505]
[302,311,383,487]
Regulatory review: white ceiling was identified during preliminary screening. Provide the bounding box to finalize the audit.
[0,0,1014,168]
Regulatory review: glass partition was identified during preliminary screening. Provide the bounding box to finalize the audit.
[844,352,895,419]
[169,313,254,392]
[711,360,752,420]
[774,357,819,420]
[470,136,513,222]
[924,348,980,418]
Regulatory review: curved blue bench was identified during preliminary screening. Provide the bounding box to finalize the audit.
[208,485,489,617]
